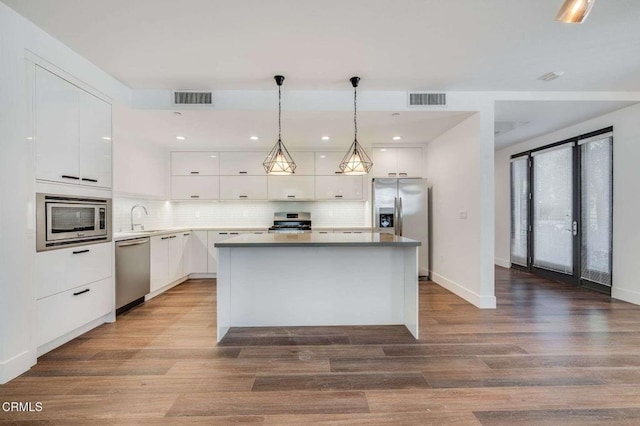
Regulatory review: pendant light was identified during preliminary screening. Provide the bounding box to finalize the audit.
[263,75,296,175]
[339,76,373,175]
[555,0,595,23]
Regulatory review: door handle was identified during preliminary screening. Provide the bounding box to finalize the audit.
[572,221,578,236]
[398,197,403,236]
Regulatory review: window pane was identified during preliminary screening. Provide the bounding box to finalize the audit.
[581,137,612,286]
[532,146,573,274]
[510,157,528,266]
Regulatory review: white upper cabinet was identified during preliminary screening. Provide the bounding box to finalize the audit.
[219,176,267,200]
[372,147,422,178]
[35,66,80,184]
[35,66,112,188]
[268,176,315,201]
[171,176,220,200]
[287,152,315,175]
[219,152,269,175]
[315,176,363,200]
[315,152,347,175]
[171,152,220,175]
[79,91,112,187]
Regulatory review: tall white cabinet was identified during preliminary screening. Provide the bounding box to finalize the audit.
[35,66,112,188]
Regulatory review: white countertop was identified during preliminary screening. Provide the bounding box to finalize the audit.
[214,232,420,247]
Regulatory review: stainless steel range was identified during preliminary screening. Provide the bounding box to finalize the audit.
[268,212,312,233]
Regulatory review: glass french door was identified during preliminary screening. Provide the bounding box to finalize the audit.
[509,128,613,294]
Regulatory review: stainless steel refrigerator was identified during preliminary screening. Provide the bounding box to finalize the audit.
[372,178,429,277]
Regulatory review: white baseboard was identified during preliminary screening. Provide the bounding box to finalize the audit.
[0,349,36,384]
[495,257,510,268]
[188,273,216,279]
[612,286,640,306]
[145,276,188,301]
[430,271,497,309]
[37,313,111,357]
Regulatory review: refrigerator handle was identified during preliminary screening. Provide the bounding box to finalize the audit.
[393,197,399,236]
[398,197,403,236]
[371,180,376,232]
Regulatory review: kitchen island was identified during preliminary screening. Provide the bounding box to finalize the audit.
[215,232,420,341]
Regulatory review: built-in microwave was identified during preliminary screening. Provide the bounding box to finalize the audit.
[36,193,112,251]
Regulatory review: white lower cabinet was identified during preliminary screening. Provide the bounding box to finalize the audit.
[150,233,185,292]
[37,277,113,346]
[207,231,244,273]
[186,230,208,273]
[35,242,112,299]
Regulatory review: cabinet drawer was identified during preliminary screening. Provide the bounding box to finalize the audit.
[219,152,268,175]
[171,152,219,175]
[171,176,220,200]
[36,242,112,299]
[219,176,267,200]
[37,277,113,346]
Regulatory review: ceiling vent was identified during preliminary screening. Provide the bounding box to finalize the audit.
[172,90,213,107]
[408,92,447,107]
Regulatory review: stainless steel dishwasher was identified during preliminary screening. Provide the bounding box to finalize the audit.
[115,237,150,315]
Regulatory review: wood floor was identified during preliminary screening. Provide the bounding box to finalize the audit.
[2,267,640,424]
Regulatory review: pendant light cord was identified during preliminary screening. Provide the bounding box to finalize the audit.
[278,84,282,141]
[353,85,358,141]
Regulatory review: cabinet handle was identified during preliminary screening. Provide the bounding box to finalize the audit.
[239,171,248,174]
[61,175,80,180]
[334,171,343,174]
[190,195,200,199]
[287,195,295,198]
[230,232,239,235]
[388,173,397,177]
[161,236,170,240]
[239,195,248,198]
[190,171,200,174]
[169,235,177,239]
[81,177,98,183]
[183,233,190,236]
[72,249,90,254]
[334,195,343,198]
[319,231,328,234]
[399,173,408,177]
[219,232,228,235]
[73,289,90,296]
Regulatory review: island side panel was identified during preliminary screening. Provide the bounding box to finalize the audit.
[216,247,231,342]
[403,246,419,338]
[226,246,406,327]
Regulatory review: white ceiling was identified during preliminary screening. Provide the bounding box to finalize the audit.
[5,0,640,150]
[114,108,474,149]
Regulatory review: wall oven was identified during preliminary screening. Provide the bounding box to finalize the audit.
[36,193,112,251]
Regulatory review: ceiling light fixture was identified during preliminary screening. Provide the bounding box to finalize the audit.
[339,76,373,175]
[250,136,259,141]
[555,0,595,23]
[392,136,402,141]
[321,136,330,141]
[176,136,186,141]
[263,75,296,175]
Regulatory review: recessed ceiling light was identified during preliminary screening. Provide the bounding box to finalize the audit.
[176,136,186,140]
[320,155,326,159]
[538,71,564,81]
[392,136,402,141]
[321,136,330,141]
[250,136,259,141]
[380,149,387,152]
[210,155,217,158]
[26,136,33,140]
[102,136,112,141]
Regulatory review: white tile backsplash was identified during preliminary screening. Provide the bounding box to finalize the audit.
[113,198,369,231]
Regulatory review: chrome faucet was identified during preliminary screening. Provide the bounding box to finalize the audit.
[131,204,148,231]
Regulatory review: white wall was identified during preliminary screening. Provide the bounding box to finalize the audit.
[113,105,169,199]
[425,113,496,308]
[0,2,130,383]
[495,102,640,305]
